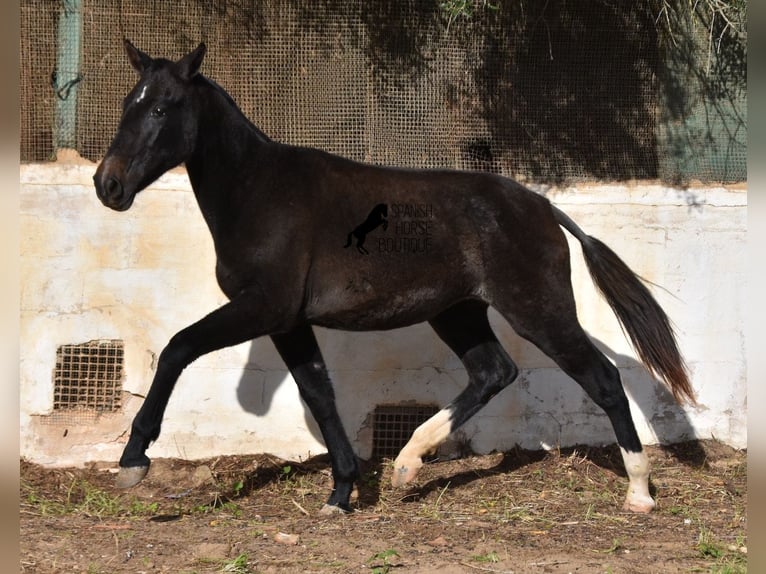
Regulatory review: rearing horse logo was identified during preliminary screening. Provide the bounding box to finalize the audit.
[344,203,388,254]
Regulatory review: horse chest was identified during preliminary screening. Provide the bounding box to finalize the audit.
[213,237,305,302]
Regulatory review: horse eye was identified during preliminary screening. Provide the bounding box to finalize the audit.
[151,106,166,118]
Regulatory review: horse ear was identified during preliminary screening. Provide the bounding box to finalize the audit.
[178,42,206,79]
[123,39,153,73]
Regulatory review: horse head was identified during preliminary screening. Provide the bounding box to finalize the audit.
[94,40,206,211]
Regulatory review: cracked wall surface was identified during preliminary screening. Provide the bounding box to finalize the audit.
[20,154,747,467]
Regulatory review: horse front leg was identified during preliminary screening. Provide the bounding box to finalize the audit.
[116,292,282,488]
[271,325,360,514]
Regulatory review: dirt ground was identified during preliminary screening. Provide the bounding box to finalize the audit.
[20,440,746,574]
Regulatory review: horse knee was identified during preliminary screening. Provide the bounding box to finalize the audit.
[159,333,199,373]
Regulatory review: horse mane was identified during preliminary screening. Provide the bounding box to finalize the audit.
[194,74,272,144]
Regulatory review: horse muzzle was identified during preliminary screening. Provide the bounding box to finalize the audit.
[94,159,136,212]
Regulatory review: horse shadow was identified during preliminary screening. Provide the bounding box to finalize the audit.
[590,336,708,467]
[235,337,325,445]
[235,331,706,509]
[343,203,388,254]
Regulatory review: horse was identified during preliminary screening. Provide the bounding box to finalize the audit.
[94,40,695,515]
[344,203,389,254]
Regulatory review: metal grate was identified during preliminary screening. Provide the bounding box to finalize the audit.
[53,340,124,413]
[372,404,440,460]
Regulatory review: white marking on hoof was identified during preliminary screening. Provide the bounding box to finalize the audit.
[391,455,423,487]
[391,408,453,487]
[623,494,656,513]
[319,503,351,516]
[115,465,149,489]
[620,447,655,513]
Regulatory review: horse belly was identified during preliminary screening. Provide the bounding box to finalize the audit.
[306,275,469,331]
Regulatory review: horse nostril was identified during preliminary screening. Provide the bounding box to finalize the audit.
[105,176,123,199]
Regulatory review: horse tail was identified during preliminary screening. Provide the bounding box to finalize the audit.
[343,232,353,248]
[552,206,695,405]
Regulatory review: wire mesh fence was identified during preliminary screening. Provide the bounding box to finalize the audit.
[20,0,746,183]
[44,339,125,424]
[371,404,440,460]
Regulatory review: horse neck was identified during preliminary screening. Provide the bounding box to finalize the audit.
[185,79,270,229]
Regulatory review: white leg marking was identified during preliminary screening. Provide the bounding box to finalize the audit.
[620,447,655,513]
[391,408,453,487]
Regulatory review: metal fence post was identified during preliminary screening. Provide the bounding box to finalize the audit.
[53,0,82,152]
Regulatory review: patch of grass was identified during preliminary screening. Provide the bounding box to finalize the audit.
[471,551,499,563]
[710,563,747,574]
[23,478,126,518]
[76,482,124,517]
[23,486,68,516]
[219,553,250,573]
[602,539,623,555]
[695,526,747,574]
[190,490,244,518]
[502,506,534,522]
[273,463,316,499]
[23,475,248,522]
[416,482,453,520]
[367,549,400,574]
[129,499,159,515]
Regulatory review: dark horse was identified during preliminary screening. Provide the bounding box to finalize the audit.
[344,203,389,254]
[94,41,695,515]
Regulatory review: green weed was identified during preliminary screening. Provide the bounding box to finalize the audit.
[129,500,159,515]
[220,553,250,573]
[367,549,400,574]
[602,539,623,555]
[696,526,747,573]
[471,551,499,563]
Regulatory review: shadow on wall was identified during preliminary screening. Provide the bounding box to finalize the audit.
[235,336,324,445]
[591,336,705,466]
[233,324,703,465]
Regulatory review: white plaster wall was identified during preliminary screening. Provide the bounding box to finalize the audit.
[19,154,747,468]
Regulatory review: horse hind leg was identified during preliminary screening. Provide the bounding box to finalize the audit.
[494,290,655,513]
[392,300,519,486]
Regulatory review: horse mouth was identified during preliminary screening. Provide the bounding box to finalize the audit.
[96,187,136,212]
[94,171,137,211]
[106,194,136,212]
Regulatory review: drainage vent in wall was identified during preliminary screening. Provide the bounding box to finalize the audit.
[51,340,124,420]
[371,404,440,460]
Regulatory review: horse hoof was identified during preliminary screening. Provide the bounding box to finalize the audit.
[391,459,422,487]
[622,495,656,513]
[115,465,150,489]
[319,503,351,516]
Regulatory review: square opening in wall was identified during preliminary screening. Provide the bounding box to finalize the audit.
[371,404,439,460]
[53,340,124,413]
